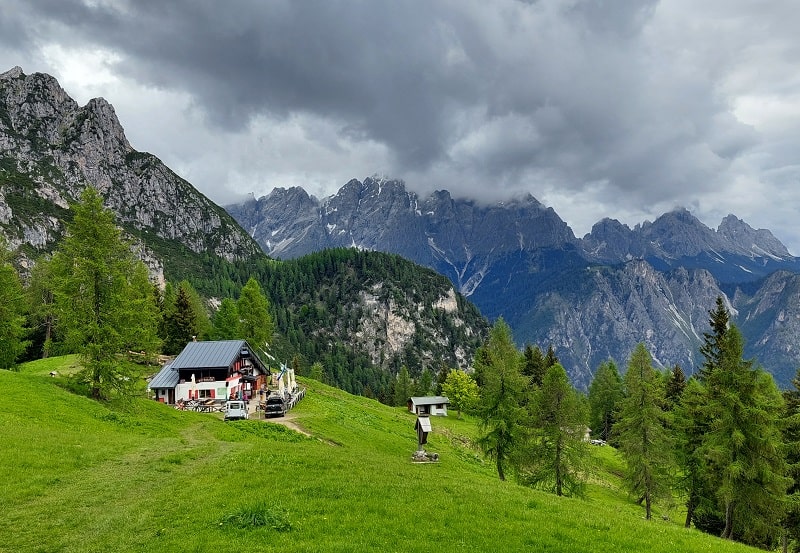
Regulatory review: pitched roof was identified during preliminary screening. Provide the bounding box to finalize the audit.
[149,364,179,389]
[409,396,450,406]
[171,340,247,370]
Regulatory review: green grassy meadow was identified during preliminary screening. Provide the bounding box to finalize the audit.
[1,357,757,553]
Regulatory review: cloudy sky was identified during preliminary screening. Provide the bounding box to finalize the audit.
[2,0,799,251]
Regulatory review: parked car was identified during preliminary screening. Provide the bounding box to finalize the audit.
[224,400,248,421]
[264,394,286,417]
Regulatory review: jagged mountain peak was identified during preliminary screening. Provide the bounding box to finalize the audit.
[718,214,790,258]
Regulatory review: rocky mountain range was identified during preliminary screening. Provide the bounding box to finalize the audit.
[228,178,800,387]
[0,68,486,389]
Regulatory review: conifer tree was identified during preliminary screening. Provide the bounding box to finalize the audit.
[615,342,673,519]
[673,377,715,529]
[50,187,159,399]
[476,318,528,481]
[523,363,589,497]
[664,364,686,409]
[698,296,729,382]
[781,368,800,552]
[163,284,198,355]
[588,359,623,442]
[704,325,788,545]
[210,298,239,340]
[0,243,28,368]
[394,365,413,407]
[237,277,274,353]
[522,344,547,388]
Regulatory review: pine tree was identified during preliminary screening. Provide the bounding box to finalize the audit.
[476,318,528,481]
[50,187,159,399]
[588,359,623,442]
[615,342,673,519]
[523,363,589,497]
[0,243,28,368]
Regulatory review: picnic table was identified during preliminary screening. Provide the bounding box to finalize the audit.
[196,399,221,412]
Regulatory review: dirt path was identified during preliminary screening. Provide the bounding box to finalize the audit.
[265,411,312,437]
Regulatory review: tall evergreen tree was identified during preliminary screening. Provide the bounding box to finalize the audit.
[664,364,686,409]
[237,277,274,354]
[476,318,528,481]
[394,365,414,407]
[522,344,547,388]
[698,296,729,382]
[50,187,159,399]
[673,377,716,529]
[704,325,788,545]
[163,284,198,355]
[523,363,589,497]
[781,368,800,552]
[210,298,239,340]
[0,243,28,368]
[615,342,673,520]
[588,360,623,442]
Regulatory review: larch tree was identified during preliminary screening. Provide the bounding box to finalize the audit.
[523,363,590,497]
[781,368,800,552]
[588,359,623,443]
[210,297,240,340]
[237,277,274,354]
[50,187,159,399]
[476,318,528,481]
[394,365,414,407]
[0,242,29,369]
[615,342,673,520]
[703,325,788,546]
[673,377,714,529]
[441,369,479,419]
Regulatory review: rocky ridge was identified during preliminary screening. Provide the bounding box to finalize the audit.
[0,66,260,262]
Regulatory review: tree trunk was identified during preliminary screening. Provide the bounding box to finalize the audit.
[497,458,505,481]
[721,501,734,539]
[645,492,652,520]
[684,496,695,528]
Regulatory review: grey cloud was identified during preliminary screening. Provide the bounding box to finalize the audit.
[2,0,799,254]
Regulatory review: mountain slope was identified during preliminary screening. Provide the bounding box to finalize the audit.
[0,66,260,265]
[1,357,757,553]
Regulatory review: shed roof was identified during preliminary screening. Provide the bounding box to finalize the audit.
[409,396,450,406]
[171,340,248,370]
[149,364,179,390]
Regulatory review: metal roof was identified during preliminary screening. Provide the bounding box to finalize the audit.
[149,364,180,389]
[170,340,247,370]
[410,396,450,406]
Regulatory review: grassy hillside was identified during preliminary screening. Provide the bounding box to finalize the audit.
[1,358,756,553]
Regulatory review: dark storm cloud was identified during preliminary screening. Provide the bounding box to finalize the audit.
[7,0,733,197]
[2,0,797,250]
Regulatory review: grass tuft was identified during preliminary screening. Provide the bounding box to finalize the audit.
[218,501,293,532]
